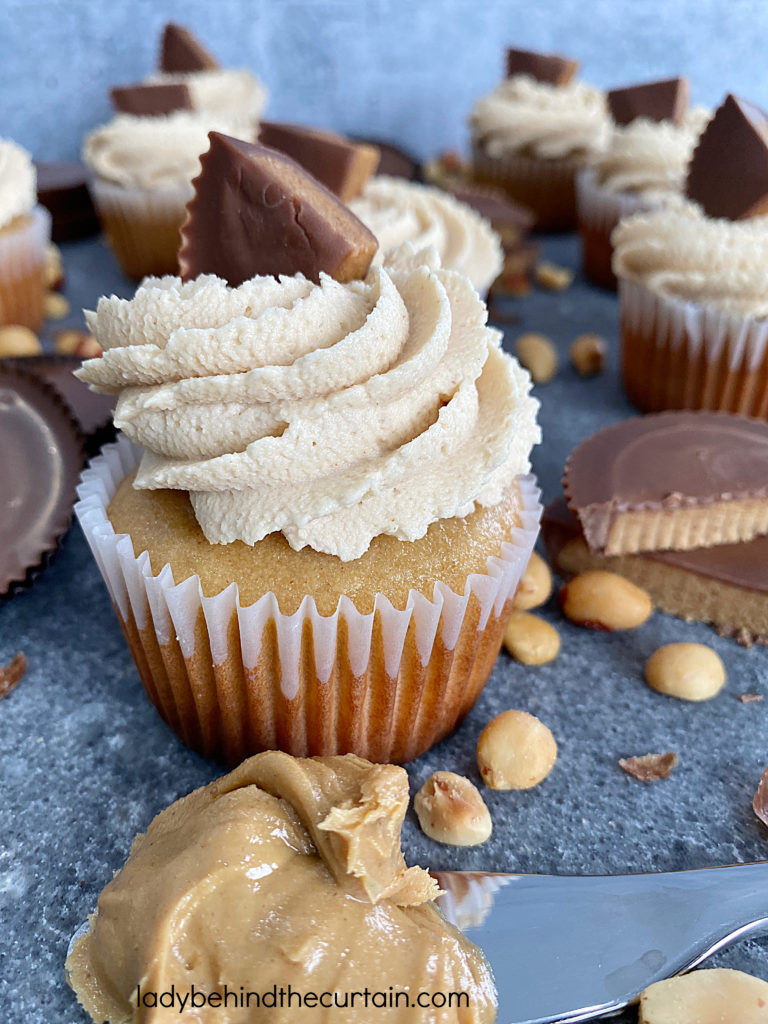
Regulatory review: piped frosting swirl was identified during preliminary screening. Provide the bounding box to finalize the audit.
[0,138,36,230]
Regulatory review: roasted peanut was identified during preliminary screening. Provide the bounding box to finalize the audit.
[477,710,557,790]
[536,260,573,291]
[639,968,768,1024]
[513,551,552,611]
[0,325,42,357]
[414,771,492,847]
[44,292,70,319]
[644,643,726,702]
[569,333,606,376]
[516,332,558,384]
[503,612,560,665]
[559,570,652,630]
[54,329,102,358]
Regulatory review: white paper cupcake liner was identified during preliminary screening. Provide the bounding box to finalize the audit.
[75,435,542,764]
[90,178,193,280]
[0,205,51,330]
[619,277,768,418]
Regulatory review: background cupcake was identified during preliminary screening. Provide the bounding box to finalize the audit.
[577,77,710,289]
[75,134,540,766]
[0,139,51,331]
[615,94,768,419]
[470,47,610,231]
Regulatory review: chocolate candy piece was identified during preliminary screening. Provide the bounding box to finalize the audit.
[686,93,768,220]
[178,133,378,287]
[111,82,193,117]
[258,121,379,201]
[505,47,579,86]
[0,367,84,598]
[607,77,689,127]
[563,411,768,556]
[160,23,218,73]
[35,162,99,242]
[450,183,534,238]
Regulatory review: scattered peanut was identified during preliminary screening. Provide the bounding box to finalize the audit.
[44,292,70,319]
[513,551,552,611]
[54,329,102,358]
[477,710,557,790]
[569,333,606,376]
[414,771,492,847]
[503,612,560,665]
[0,325,42,357]
[44,242,64,290]
[516,332,558,384]
[536,260,573,291]
[644,643,726,702]
[559,570,652,630]
[639,968,768,1024]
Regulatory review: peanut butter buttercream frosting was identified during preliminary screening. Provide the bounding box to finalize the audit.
[146,68,267,132]
[349,177,503,293]
[82,112,247,191]
[470,76,611,161]
[593,108,710,196]
[613,199,768,316]
[66,752,497,1023]
[77,244,539,560]
[0,138,36,230]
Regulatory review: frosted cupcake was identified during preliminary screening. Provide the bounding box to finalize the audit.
[0,139,51,331]
[578,78,709,289]
[74,134,541,765]
[470,47,610,231]
[615,94,768,419]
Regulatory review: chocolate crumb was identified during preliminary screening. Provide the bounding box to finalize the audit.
[0,652,27,700]
[739,694,764,703]
[619,752,678,782]
[753,766,768,827]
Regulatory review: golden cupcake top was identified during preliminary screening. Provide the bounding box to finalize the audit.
[66,752,497,1023]
[0,137,36,230]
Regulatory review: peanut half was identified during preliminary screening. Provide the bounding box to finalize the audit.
[477,710,557,790]
[503,612,560,665]
[569,333,606,376]
[414,771,492,846]
[513,551,552,611]
[0,325,42,357]
[645,643,726,702]
[559,570,652,630]
[515,332,558,384]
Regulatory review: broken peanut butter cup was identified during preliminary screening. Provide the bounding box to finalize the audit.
[607,77,689,127]
[159,23,219,73]
[686,93,768,220]
[505,47,579,86]
[110,82,193,117]
[258,121,380,201]
[178,133,378,287]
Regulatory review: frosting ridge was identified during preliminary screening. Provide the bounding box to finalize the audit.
[0,138,36,230]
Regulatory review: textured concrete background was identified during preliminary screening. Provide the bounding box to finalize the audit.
[2,0,768,161]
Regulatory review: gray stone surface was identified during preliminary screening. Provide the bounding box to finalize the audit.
[1,232,767,1022]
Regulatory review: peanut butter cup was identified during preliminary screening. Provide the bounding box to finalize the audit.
[607,77,689,127]
[505,47,579,86]
[159,23,218,73]
[110,82,193,117]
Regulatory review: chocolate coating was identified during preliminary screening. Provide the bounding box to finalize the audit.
[35,161,99,242]
[505,47,579,86]
[159,23,218,73]
[0,368,84,598]
[686,93,768,220]
[607,77,689,127]
[111,82,193,117]
[178,133,378,287]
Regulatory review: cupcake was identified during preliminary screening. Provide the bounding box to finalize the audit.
[0,139,51,331]
[615,94,768,419]
[470,47,610,231]
[577,78,709,289]
[74,133,541,765]
[67,752,497,1023]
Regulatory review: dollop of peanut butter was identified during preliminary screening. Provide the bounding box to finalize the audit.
[66,752,497,1023]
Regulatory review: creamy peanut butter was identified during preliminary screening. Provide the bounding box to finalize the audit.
[66,752,497,1023]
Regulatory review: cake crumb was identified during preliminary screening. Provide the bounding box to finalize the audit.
[739,693,763,703]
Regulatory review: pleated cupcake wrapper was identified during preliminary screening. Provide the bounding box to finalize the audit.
[471,142,582,231]
[0,205,50,331]
[575,168,657,234]
[74,435,542,764]
[619,277,768,419]
[90,178,193,280]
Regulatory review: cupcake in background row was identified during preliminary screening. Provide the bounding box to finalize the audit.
[577,77,710,290]
[615,93,768,420]
[0,139,50,331]
[74,132,540,767]
[470,47,610,231]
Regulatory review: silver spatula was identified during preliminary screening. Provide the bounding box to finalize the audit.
[433,862,768,1023]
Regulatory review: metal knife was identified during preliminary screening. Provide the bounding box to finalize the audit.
[433,862,768,1023]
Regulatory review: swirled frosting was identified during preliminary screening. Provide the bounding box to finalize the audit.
[147,68,267,133]
[77,245,539,561]
[66,752,497,1024]
[349,177,503,293]
[470,75,610,161]
[82,112,246,190]
[613,199,768,317]
[593,107,710,196]
[0,138,36,231]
